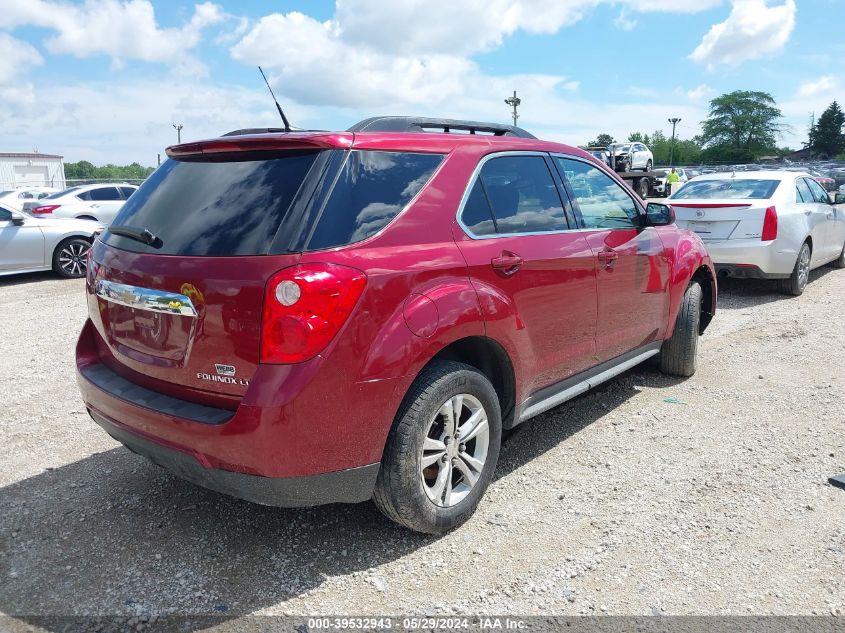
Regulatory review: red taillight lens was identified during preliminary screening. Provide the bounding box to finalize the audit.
[260,263,367,364]
[762,206,778,241]
[32,204,60,215]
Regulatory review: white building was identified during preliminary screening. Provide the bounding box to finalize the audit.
[0,152,66,191]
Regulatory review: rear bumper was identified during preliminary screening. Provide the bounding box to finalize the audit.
[704,239,797,277]
[91,409,379,507]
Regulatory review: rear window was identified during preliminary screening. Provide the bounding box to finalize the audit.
[672,179,780,200]
[103,152,320,256]
[306,150,443,250]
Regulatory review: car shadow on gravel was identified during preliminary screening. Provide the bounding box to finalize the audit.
[716,267,836,310]
[0,369,682,628]
[0,272,61,287]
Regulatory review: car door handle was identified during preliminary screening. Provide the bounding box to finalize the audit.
[491,252,523,276]
[597,248,619,267]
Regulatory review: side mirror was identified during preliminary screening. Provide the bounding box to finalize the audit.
[645,202,675,226]
[834,193,845,205]
[10,212,25,226]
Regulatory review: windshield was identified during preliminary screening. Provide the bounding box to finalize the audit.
[671,179,781,200]
[608,144,631,152]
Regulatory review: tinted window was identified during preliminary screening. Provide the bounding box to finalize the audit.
[120,186,137,199]
[77,190,92,201]
[671,179,780,200]
[477,155,567,234]
[805,178,830,203]
[307,151,443,250]
[103,152,320,256]
[796,178,813,204]
[0,207,12,221]
[555,157,639,229]
[460,180,497,236]
[89,187,122,201]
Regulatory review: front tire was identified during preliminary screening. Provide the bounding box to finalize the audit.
[52,237,91,279]
[778,241,811,296]
[373,361,502,535]
[644,160,653,173]
[659,281,702,377]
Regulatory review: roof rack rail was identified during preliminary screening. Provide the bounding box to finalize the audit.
[348,116,536,139]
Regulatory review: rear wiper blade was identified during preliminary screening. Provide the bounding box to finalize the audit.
[109,225,163,249]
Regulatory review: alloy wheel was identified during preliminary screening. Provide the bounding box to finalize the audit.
[59,241,90,277]
[420,394,490,508]
[797,245,810,291]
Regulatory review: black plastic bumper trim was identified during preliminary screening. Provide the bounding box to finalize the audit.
[91,411,380,507]
[715,264,789,280]
[80,362,234,425]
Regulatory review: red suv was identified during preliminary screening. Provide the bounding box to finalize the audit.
[76,117,716,534]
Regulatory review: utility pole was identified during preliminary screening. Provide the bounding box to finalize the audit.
[172,123,183,144]
[504,91,521,127]
[668,117,681,166]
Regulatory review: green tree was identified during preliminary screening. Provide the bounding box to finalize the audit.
[587,133,615,147]
[808,101,845,158]
[699,90,786,161]
[64,161,155,182]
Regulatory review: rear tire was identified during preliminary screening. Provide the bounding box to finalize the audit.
[659,281,701,377]
[778,241,811,296]
[52,237,91,279]
[636,177,650,200]
[373,361,502,535]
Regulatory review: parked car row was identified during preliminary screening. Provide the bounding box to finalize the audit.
[0,186,58,211]
[24,183,138,224]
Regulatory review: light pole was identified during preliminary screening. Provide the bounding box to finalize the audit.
[172,123,183,144]
[504,91,521,127]
[668,117,681,166]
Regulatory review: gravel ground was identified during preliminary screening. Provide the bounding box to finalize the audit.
[0,266,843,622]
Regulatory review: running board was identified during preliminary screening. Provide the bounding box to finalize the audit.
[516,344,661,424]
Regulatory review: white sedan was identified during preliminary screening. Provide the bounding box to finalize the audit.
[0,203,101,278]
[0,187,59,211]
[668,171,845,296]
[24,183,137,225]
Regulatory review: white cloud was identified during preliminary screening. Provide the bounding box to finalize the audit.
[0,33,43,83]
[685,84,712,102]
[690,0,796,68]
[614,10,638,31]
[797,75,837,98]
[0,0,226,75]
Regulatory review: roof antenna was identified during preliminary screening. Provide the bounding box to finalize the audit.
[258,66,291,132]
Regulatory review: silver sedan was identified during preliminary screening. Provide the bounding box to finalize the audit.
[0,203,102,279]
[669,171,845,296]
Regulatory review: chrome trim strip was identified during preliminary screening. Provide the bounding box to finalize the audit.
[518,348,660,422]
[95,280,198,318]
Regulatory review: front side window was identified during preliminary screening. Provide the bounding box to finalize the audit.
[805,178,830,204]
[474,155,568,235]
[555,157,639,229]
[0,206,12,221]
[120,186,137,199]
[307,150,443,250]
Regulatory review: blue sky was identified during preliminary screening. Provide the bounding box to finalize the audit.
[0,0,842,164]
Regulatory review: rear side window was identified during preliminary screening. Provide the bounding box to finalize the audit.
[672,179,780,200]
[460,180,497,236]
[307,151,443,250]
[472,155,568,235]
[103,152,320,256]
[89,187,122,201]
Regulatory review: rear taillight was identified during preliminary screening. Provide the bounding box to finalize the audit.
[260,263,367,364]
[762,206,778,241]
[32,204,60,215]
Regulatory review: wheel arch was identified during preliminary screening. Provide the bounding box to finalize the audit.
[690,265,716,333]
[421,336,517,430]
